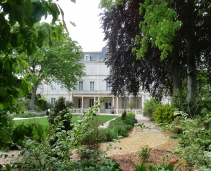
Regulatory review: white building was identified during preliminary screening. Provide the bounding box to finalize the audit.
[37,47,151,114]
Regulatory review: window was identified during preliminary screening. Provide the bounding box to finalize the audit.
[90,66,95,75]
[78,99,82,108]
[85,55,91,61]
[79,81,83,90]
[134,98,140,109]
[51,81,56,90]
[90,81,94,91]
[89,99,94,107]
[51,98,56,105]
[61,83,66,90]
[106,82,111,91]
[122,98,127,109]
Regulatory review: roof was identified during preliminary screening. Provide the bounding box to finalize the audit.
[83,47,107,62]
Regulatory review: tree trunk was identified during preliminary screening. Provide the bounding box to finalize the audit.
[29,83,39,110]
[185,1,196,115]
[173,73,182,94]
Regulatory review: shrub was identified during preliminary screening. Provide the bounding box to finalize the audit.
[98,128,116,142]
[121,109,127,120]
[153,104,174,124]
[35,94,53,111]
[79,117,102,157]
[136,145,152,162]
[143,98,161,120]
[0,111,15,151]
[127,111,135,117]
[169,116,183,134]
[99,115,136,142]
[48,96,67,127]
[134,162,174,171]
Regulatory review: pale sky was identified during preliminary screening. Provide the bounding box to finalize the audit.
[58,0,106,52]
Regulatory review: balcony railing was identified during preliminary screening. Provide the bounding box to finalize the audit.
[72,90,112,95]
[71,108,142,115]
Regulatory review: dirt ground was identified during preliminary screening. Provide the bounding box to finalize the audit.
[101,124,178,171]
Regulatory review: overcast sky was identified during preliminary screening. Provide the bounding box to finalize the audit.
[58,0,106,52]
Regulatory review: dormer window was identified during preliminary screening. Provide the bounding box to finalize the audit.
[84,54,91,61]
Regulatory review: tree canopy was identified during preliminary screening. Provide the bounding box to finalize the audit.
[23,33,85,110]
[0,0,76,113]
[101,0,211,108]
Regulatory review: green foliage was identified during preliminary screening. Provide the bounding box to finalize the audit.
[24,33,85,110]
[143,98,161,120]
[127,111,135,117]
[152,104,174,124]
[0,111,15,150]
[100,0,124,10]
[136,145,152,162]
[12,122,47,144]
[35,94,53,111]
[48,96,66,126]
[138,123,151,130]
[165,111,211,170]
[128,101,135,110]
[0,115,47,150]
[134,0,181,59]
[121,109,127,120]
[100,115,136,142]
[66,100,74,108]
[134,162,174,171]
[78,118,102,159]
[6,99,121,171]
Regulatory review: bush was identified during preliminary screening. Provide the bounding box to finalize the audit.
[35,94,53,111]
[134,162,174,171]
[121,109,127,120]
[48,96,67,127]
[127,111,135,117]
[153,104,174,124]
[136,145,152,162]
[98,115,136,142]
[143,98,161,120]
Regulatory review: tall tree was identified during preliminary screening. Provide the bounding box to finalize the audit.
[101,0,184,99]
[135,0,211,105]
[0,0,76,146]
[0,0,72,113]
[101,0,211,111]
[23,34,85,110]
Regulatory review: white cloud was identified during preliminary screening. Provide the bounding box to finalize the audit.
[58,0,106,52]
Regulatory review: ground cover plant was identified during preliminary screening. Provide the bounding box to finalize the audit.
[98,111,137,142]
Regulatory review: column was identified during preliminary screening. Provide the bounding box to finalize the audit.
[82,96,84,111]
[116,97,119,114]
[112,97,114,114]
[141,95,145,111]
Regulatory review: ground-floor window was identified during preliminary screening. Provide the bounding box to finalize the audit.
[51,98,56,105]
[89,99,94,107]
[78,99,82,108]
[122,98,127,109]
[134,98,140,109]
[105,98,111,109]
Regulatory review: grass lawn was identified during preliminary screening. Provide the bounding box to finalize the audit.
[14,115,117,127]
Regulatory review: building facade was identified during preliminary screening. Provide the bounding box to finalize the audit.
[37,47,152,114]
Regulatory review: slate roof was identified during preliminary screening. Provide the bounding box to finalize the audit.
[83,47,107,62]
